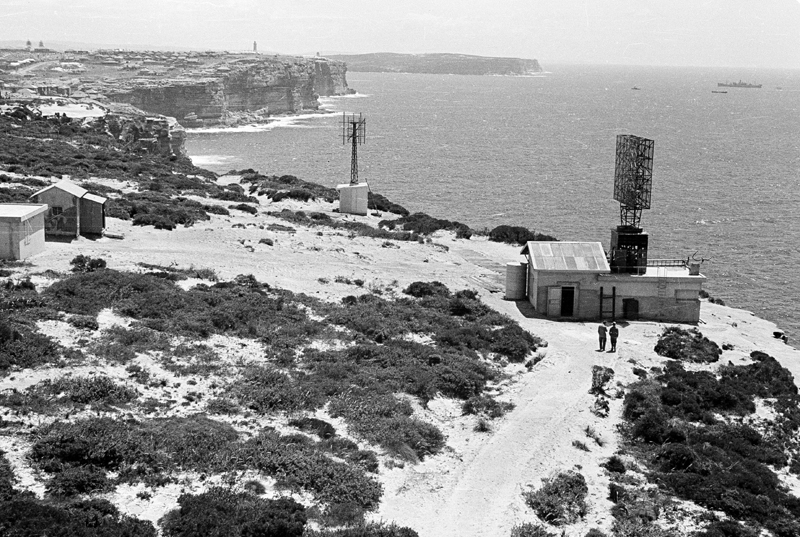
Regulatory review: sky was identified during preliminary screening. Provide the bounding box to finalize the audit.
[1,0,799,68]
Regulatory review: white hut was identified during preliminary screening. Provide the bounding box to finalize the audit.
[0,204,48,260]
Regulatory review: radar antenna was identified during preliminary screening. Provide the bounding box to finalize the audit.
[342,113,366,185]
[609,134,655,274]
[613,134,653,229]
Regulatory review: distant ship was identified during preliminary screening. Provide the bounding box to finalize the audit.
[711,90,727,94]
[631,86,641,90]
[717,80,762,88]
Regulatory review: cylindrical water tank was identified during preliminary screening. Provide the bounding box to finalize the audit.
[505,261,528,300]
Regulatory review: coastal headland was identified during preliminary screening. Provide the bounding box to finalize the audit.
[327,53,543,76]
[1,85,800,537]
[0,48,350,127]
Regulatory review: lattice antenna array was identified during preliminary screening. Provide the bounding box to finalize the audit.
[342,113,366,185]
[613,134,654,228]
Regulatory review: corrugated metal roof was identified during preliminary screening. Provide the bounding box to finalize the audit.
[521,241,611,273]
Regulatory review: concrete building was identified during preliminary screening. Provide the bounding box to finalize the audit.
[0,204,48,260]
[30,180,107,237]
[517,241,705,323]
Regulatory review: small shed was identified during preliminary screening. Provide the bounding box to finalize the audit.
[30,180,107,237]
[0,204,48,260]
[521,241,611,318]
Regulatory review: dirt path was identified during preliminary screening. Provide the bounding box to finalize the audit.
[378,306,624,536]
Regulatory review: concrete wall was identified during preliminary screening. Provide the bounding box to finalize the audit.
[35,189,79,236]
[0,213,45,260]
[528,269,704,323]
[533,271,603,320]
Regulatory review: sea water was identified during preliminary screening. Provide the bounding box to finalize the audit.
[186,64,800,343]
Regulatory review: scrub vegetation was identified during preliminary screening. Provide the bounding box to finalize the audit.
[611,327,800,536]
[0,262,543,534]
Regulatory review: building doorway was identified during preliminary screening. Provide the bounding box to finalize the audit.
[560,286,575,317]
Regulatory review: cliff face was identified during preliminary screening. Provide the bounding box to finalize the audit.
[105,57,348,127]
[104,103,187,157]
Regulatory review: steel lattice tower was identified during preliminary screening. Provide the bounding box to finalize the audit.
[342,113,366,185]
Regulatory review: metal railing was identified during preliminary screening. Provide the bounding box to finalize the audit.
[646,259,687,267]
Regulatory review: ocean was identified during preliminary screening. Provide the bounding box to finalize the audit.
[185,64,800,344]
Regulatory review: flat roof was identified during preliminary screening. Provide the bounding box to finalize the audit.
[522,241,611,272]
[0,203,48,221]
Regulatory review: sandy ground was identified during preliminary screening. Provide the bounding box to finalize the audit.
[6,175,800,536]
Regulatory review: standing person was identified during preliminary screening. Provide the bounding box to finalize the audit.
[609,322,619,352]
[597,323,607,351]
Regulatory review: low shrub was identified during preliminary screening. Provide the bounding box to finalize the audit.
[590,365,615,394]
[70,254,107,273]
[2,376,138,412]
[0,449,16,501]
[303,522,420,537]
[229,203,258,215]
[654,326,721,363]
[271,189,315,202]
[0,497,157,536]
[288,417,336,439]
[523,471,588,525]
[203,204,230,215]
[320,501,366,527]
[45,464,113,497]
[160,488,306,537]
[379,212,472,237]
[695,521,761,537]
[67,314,99,330]
[0,326,68,375]
[329,391,445,461]
[509,523,557,537]
[462,395,515,418]
[488,225,558,245]
[403,281,450,298]
[602,455,626,474]
[368,192,409,216]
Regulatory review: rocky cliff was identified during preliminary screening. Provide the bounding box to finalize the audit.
[104,56,349,127]
[328,53,542,76]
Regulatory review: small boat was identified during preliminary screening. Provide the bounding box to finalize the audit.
[711,90,728,94]
[631,86,641,90]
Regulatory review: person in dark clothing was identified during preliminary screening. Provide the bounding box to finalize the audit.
[597,323,607,351]
[609,322,619,352]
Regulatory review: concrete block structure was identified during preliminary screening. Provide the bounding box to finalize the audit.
[337,183,369,216]
[0,204,48,260]
[518,241,705,324]
[30,180,107,237]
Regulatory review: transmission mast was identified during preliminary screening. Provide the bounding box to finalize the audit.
[342,113,366,185]
[337,112,369,215]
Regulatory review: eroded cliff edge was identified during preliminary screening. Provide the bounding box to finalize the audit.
[95,55,349,127]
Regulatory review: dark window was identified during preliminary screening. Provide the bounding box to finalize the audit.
[51,207,63,216]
